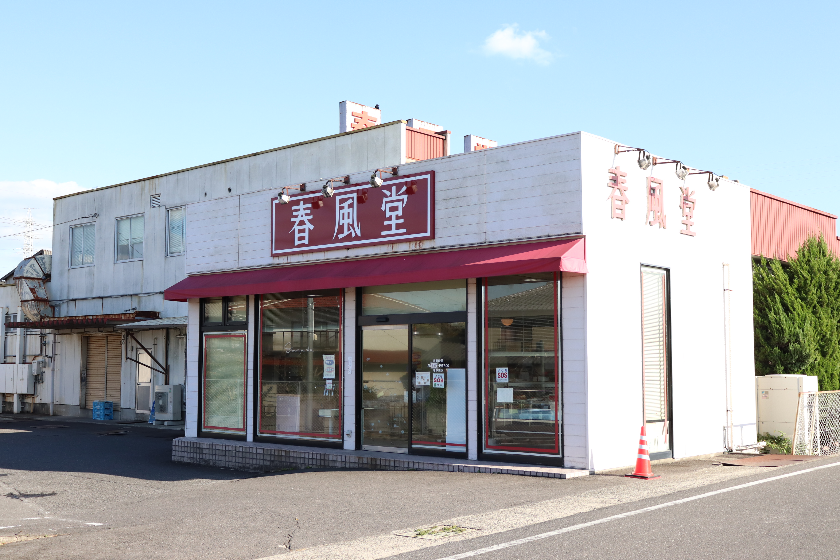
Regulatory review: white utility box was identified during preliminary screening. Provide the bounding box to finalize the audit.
[756,374,818,437]
[154,385,183,421]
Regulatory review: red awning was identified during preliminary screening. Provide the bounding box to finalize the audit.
[164,238,586,301]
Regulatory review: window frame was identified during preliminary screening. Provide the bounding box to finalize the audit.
[256,290,344,443]
[69,222,96,269]
[198,297,250,439]
[114,213,145,263]
[481,272,562,458]
[201,296,249,328]
[165,206,186,257]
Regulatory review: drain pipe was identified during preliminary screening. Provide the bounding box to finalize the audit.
[722,263,734,452]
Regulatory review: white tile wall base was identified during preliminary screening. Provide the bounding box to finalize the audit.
[172,437,589,479]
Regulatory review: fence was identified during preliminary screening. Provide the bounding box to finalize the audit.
[792,390,840,456]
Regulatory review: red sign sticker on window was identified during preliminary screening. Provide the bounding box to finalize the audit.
[271,172,435,256]
[496,368,509,383]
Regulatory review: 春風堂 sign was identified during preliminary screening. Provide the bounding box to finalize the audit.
[271,172,434,256]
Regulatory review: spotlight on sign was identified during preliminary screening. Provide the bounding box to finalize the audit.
[369,172,384,188]
[369,167,399,188]
[278,192,291,204]
[708,174,720,191]
[638,150,653,170]
[675,162,690,180]
[322,180,335,198]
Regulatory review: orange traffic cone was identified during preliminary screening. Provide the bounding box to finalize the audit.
[626,426,660,479]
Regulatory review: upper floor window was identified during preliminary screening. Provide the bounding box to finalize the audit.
[167,207,185,256]
[116,214,144,261]
[70,223,95,267]
[202,296,248,327]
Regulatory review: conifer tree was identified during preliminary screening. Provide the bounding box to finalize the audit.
[753,236,840,390]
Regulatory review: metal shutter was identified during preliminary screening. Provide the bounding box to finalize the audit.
[641,268,668,423]
[85,334,122,410]
[85,336,107,408]
[106,334,122,408]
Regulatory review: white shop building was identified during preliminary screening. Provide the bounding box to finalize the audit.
[156,103,758,471]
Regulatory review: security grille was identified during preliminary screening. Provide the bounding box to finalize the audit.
[792,391,840,456]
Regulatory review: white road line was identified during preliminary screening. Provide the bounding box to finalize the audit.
[436,459,840,560]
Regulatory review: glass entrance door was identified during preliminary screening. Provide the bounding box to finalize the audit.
[362,326,410,452]
[361,323,467,454]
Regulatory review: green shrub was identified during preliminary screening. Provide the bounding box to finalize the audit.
[758,432,792,455]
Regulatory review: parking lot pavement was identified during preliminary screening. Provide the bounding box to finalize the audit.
[0,414,793,560]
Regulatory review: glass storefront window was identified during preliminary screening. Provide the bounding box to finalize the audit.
[362,280,466,315]
[202,333,247,433]
[259,291,342,439]
[227,295,248,324]
[484,273,560,454]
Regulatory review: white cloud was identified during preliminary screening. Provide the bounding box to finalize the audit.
[0,179,85,274]
[482,24,553,65]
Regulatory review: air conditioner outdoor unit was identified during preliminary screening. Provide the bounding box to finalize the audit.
[154,384,183,421]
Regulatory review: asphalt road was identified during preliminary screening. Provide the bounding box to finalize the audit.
[391,459,840,560]
[1,414,834,560]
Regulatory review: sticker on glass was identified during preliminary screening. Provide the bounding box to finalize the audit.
[323,355,336,379]
[496,368,509,383]
[432,373,445,388]
[497,387,514,403]
[416,372,430,386]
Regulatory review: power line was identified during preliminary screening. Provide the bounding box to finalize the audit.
[0,214,98,241]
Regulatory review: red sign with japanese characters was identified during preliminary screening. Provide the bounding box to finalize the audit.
[271,172,435,256]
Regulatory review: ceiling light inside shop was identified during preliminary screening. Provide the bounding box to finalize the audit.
[501,318,514,326]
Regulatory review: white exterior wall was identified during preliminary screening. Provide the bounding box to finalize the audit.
[174,127,756,470]
[561,272,588,469]
[185,298,200,437]
[579,132,756,471]
[342,287,356,450]
[186,132,583,273]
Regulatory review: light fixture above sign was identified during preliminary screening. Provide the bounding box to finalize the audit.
[613,144,655,170]
[370,167,399,189]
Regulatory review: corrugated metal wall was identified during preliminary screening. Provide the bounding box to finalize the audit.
[405,127,445,161]
[751,189,840,260]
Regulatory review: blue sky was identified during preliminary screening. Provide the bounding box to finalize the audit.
[1,0,837,272]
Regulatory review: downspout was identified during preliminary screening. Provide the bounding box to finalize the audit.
[50,333,55,416]
[164,328,170,385]
[722,263,734,452]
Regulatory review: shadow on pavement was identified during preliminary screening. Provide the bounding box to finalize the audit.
[0,414,253,482]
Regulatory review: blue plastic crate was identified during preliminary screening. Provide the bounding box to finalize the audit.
[92,401,114,420]
[92,409,114,420]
